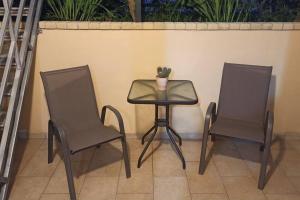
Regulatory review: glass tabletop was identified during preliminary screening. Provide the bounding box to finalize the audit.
[127,80,198,105]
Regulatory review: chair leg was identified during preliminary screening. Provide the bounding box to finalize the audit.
[62,148,77,200]
[199,131,210,174]
[258,133,272,189]
[121,136,131,178]
[48,121,54,164]
[258,144,270,189]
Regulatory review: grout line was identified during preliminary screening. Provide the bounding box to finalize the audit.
[39,140,62,199]
[184,161,193,200]
[210,140,232,200]
[77,149,96,197]
[233,141,270,198]
[17,139,45,176]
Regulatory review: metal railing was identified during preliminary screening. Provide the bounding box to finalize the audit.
[0,0,43,199]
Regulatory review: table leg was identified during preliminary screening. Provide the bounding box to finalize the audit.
[138,126,158,168]
[166,127,186,169]
[141,125,156,145]
[167,126,182,146]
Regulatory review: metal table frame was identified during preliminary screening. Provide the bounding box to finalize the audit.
[127,80,198,169]
[138,104,185,168]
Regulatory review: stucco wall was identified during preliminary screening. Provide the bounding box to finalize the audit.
[23,22,300,138]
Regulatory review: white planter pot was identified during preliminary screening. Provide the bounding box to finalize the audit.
[156,77,168,91]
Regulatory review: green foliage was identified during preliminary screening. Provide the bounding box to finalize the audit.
[192,0,250,22]
[44,0,132,21]
[248,0,300,22]
[144,0,197,22]
[157,67,172,78]
[46,0,103,21]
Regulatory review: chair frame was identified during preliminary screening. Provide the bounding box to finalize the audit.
[42,67,131,200]
[199,68,274,190]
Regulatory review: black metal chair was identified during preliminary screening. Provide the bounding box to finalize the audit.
[199,63,273,189]
[40,65,131,200]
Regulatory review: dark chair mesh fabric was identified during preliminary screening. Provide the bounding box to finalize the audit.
[40,66,121,153]
[211,63,272,143]
[218,63,272,125]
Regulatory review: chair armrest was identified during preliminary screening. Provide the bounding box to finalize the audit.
[204,102,217,133]
[50,120,71,151]
[101,105,125,134]
[265,111,274,137]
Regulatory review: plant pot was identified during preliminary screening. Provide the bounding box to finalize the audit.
[156,77,168,91]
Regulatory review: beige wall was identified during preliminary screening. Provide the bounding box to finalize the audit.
[23,29,300,138]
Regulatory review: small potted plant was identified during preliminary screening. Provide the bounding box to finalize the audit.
[156,67,171,91]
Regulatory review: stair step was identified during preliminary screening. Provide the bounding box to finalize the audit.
[0,7,29,17]
[0,111,6,129]
[4,82,13,97]
[0,54,16,69]
[4,34,23,41]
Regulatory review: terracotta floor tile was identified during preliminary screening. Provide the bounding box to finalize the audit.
[87,145,122,177]
[262,167,298,194]
[181,140,202,162]
[288,176,300,193]
[280,159,300,176]
[19,148,60,177]
[265,194,300,200]
[128,139,153,161]
[14,139,44,175]
[118,157,153,194]
[222,177,266,200]
[39,194,70,200]
[9,177,49,200]
[79,177,118,200]
[213,148,252,177]
[153,140,173,151]
[191,194,228,200]
[154,177,191,200]
[120,157,152,177]
[45,161,89,194]
[286,140,300,153]
[153,150,186,177]
[87,158,121,177]
[186,162,225,194]
[116,194,153,200]
[9,137,300,200]
[118,175,153,194]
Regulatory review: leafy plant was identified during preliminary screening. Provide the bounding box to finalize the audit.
[144,0,197,22]
[157,67,172,78]
[191,0,250,22]
[46,0,104,21]
[248,0,300,22]
[95,0,133,21]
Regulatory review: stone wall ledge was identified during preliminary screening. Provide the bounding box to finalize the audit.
[39,21,300,31]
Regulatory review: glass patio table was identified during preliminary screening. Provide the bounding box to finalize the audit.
[127,80,198,169]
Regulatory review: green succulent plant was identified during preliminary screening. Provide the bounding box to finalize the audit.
[157,67,171,78]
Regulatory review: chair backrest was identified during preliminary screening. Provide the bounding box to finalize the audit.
[217,63,272,125]
[40,65,100,132]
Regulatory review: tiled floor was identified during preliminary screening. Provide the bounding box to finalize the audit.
[8,135,300,200]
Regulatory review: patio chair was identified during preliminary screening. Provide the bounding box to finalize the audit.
[199,63,273,189]
[40,65,131,200]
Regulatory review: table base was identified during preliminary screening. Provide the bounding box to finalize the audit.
[137,105,186,169]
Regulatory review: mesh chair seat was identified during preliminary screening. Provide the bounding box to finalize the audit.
[210,117,265,143]
[68,123,122,154]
